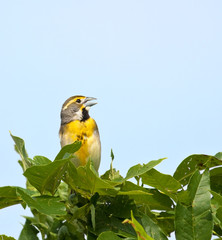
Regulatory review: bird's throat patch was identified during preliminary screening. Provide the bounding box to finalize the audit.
[81,108,90,122]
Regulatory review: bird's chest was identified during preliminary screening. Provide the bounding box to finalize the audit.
[61,118,96,146]
[60,118,101,169]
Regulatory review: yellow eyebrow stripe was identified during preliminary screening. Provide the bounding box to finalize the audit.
[63,96,85,110]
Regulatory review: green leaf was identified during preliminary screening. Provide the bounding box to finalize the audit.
[0,186,23,209]
[30,156,51,166]
[123,211,154,240]
[125,158,166,180]
[17,188,66,216]
[0,235,16,240]
[215,207,222,230]
[68,203,90,220]
[101,169,124,185]
[23,158,70,195]
[58,226,69,240]
[211,191,222,226]
[55,141,81,160]
[97,231,122,240]
[174,154,222,186]
[65,160,116,196]
[155,212,175,237]
[64,222,85,239]
[102,195,137,219]
[90,205,136,238]
[140,213,168,240]
[215,152,222,160]
[211,191,222,207]
[120,181,174,211]
[111,149,114,161]
[141,168,182,200]
[10,133,30,171]
[210,167,222,194]
[211,191,222,234]
[90,204,96,230]
[57,181,69,201]
[18,219,39,240]
[175,169,213,240]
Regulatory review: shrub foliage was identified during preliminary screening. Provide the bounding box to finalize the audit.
[1,134,222,239]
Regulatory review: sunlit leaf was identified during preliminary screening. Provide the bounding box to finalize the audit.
[123,211,154,240]
[0,186,23,209]
[174,154,222,186]
[24,158,70,195]
[215,152,222,160]
[65,160,117,196]
[120,181,174,211]
[142,168,182,200]
[55,141,81,160]
[125,158,166,180]
[0,235,16,240]
[175,170,213,240]
[10,133,30,170]
[30,156,51,166]
[17,188,66,216]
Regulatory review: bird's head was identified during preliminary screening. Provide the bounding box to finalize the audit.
[60,95,97,124]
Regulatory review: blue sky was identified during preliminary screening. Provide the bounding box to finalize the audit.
[0,1,222,239]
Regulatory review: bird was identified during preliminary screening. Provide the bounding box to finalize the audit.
[59,95,101,171]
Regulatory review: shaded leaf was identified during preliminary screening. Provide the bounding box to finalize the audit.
[18,219,39,240]
[97,231,122,240]
[155,212,175,237]
[211,191,222,235]
[174,154,222,186]
[17,188,66,216]
[103,195,137,219]
[125,158,166,180]
[68,203,90,220]
[211,191,222,208]
[140,213,168,240]
[175,170,213,240]
[91,205,136,238]
[64,222,85,240]
[90,204,96,230]
[57,181,69,202]
[210,167,222,194]
[58,226,70,240]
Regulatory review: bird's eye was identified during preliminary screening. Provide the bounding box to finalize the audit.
[76,99,81,103]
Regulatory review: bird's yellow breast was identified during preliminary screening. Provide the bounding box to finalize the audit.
[60,118,101,169]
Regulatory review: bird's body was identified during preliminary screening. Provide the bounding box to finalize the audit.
[59,96,101,171]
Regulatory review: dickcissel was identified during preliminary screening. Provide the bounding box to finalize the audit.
[59,95,101,171]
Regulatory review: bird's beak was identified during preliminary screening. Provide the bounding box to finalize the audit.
[83,97,97,110]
